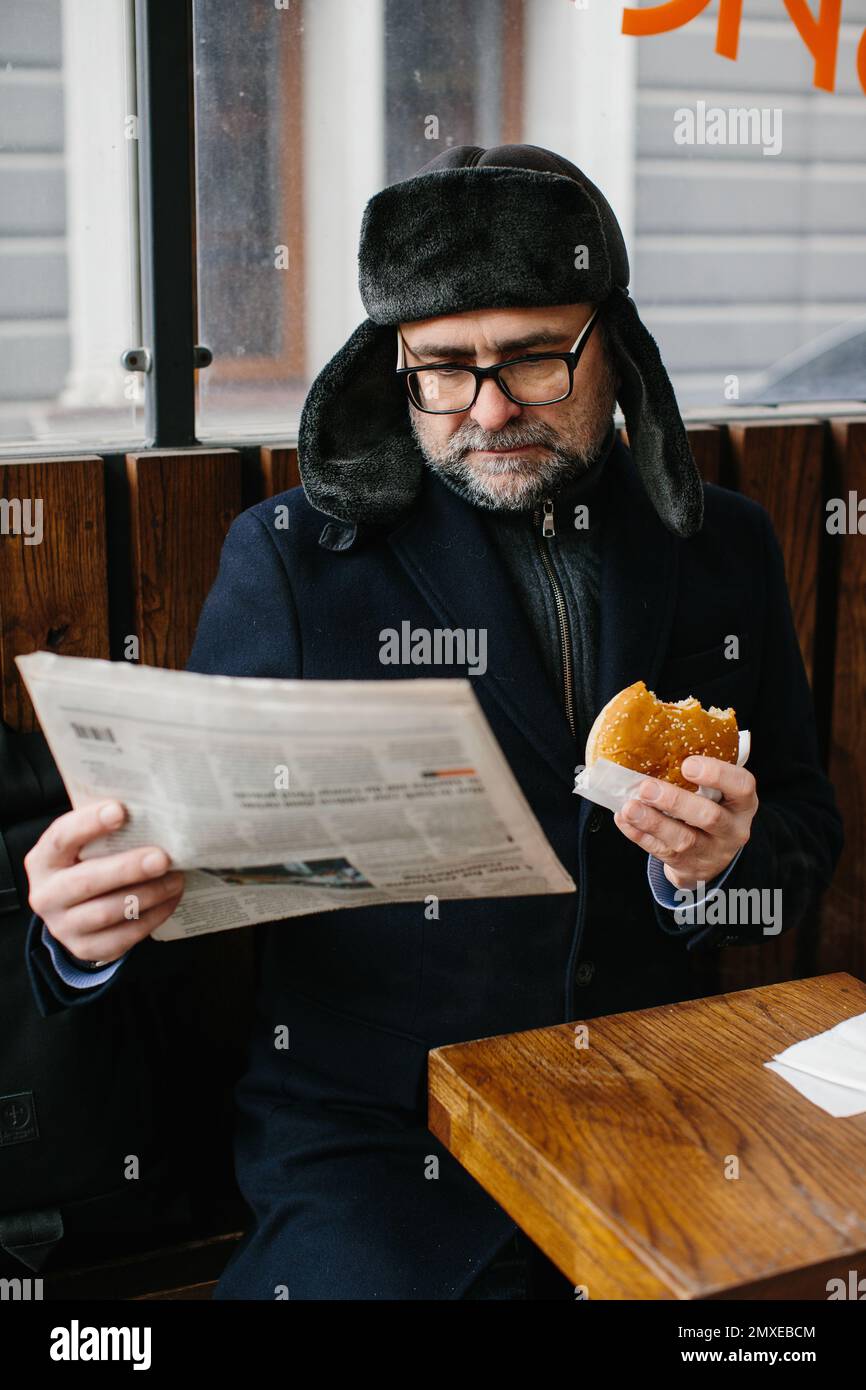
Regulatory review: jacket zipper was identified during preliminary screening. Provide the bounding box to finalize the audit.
[533,497,586,1014]
[533,498,576,739]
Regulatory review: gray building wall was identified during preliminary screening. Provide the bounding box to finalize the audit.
[633,0,866,403]
[0,0,68,425]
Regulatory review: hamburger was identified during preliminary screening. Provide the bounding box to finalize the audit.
[585,680,739,791]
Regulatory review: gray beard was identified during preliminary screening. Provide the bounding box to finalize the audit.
[410,414,610,513]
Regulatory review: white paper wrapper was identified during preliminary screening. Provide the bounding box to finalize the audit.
[573,730,751,814]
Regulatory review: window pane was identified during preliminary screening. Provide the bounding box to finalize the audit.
[627,0,866,407]
[192,0,523,440]
[192,0,306,440]
[383,0,524,184]
[0,0,143,450]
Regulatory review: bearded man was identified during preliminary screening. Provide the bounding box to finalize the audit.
[25,144,842,1300]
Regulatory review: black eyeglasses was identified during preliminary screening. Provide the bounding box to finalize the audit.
[395,308,601,414]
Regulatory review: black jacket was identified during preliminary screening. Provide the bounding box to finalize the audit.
[25,439,843,1297]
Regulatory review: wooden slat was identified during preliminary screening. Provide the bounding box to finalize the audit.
[685,421,722,485]
[126,449,242,670]
[125,446,257,1175]
[725,420,823,686]
[818,418,866,983]
[708,423,824,994]
[259,443,300,498]
[0,456,109,731]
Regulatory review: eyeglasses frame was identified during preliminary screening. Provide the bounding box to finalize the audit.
[395,306,602,414]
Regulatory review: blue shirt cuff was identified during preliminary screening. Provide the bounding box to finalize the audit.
[647,845,745,922]
[40,923,125,989]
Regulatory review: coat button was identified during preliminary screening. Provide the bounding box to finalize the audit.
[588,810,602,833]
[575,961,595,986]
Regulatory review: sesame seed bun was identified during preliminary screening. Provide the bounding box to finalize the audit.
[585,680,738,790]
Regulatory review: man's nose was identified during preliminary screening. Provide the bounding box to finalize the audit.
[469,377,523,431]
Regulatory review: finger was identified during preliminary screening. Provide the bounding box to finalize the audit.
[615,808,672,858]
[26,801,128,872]
[616,801,699,858]
[635,777,734,834]
[681,757,756,805]
[63,871,186,940]
[31,844,174,919]
[60,892,185,965]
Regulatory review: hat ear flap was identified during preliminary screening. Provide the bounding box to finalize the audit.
[603,287,704,538]
[297,317,422,526]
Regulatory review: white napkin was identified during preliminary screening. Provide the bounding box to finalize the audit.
[764,1012,866,1117]
[573,730,751,813]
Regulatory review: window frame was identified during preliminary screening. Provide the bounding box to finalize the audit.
[135,0,198,447]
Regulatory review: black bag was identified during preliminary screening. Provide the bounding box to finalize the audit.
[0,719,192,1275]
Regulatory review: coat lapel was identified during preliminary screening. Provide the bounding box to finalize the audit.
[567,445,681,835]
[595,441,681,712]
[386,441,682,797]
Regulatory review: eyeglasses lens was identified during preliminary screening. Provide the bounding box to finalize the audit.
[408,358,571,413]
[500,358,570,404]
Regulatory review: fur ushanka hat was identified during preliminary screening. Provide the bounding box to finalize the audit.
[297,143,703,539]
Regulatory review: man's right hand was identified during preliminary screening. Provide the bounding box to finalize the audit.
[24,800,185,965]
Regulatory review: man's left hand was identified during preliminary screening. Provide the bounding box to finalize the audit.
[613,756,759,890]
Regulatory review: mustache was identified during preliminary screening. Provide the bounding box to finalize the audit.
[441,420,561,460]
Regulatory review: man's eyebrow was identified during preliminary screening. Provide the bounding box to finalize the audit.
[405,328,572,361]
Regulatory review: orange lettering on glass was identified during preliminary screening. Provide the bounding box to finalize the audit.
[622,0,863,94]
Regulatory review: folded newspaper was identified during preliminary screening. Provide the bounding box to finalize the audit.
[16,652,575,941]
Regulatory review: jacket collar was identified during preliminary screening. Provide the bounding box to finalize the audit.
[385,437,681,793]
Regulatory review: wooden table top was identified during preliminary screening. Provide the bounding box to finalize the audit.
[428,973,866,1300]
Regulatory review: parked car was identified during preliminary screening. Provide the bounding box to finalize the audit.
[745,316,866,404]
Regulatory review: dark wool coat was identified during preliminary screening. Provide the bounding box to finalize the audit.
[26,437,843,1299]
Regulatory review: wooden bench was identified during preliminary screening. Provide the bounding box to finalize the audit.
[43,1231,244,1302]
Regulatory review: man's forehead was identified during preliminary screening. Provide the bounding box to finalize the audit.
[400,303,590,333]
[399,303,593,357]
